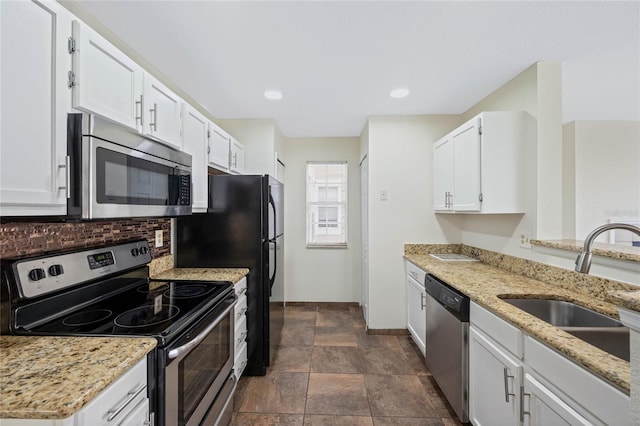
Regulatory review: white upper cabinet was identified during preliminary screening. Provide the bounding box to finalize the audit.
[208,123,231,171]
[182,104,208,212]
[229,137,245,174]
[433,111,526,214]
[0,0,73,216]
[142,73,183,150]
[70,20,144,131]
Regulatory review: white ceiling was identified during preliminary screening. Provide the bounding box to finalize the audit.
[70,0,639,138]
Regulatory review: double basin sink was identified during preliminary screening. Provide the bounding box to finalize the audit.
[501,297,629,361]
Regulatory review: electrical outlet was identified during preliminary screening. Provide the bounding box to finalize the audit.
[520,232,531,249]
[155,230,163,247]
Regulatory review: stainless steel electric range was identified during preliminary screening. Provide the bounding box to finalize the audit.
[1,239,237,426]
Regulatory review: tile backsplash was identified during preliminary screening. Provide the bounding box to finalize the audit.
[0,219,171,259]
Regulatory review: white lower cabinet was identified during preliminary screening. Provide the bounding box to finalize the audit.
[469,327,522,426]
[405,261,426,356]
[469,302,631,426]
[469,302,523,426]
[0,357,150,426]
[233,277,248,380]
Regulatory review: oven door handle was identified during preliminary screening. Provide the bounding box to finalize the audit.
[168,298,237,360]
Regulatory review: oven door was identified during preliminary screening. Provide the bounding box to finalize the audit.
[163,294,236,426]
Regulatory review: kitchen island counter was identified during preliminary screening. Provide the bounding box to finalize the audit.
[0,336,156,419]
[404,245,631,393]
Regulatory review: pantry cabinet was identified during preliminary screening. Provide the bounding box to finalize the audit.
[0,0,73,216]
[182,104,209,212]
[433,111,526,213]
[142,73,183,150]
[70,20,144,132]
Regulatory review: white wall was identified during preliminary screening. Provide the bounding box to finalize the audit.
[564,121,640,240]
[363,115,462,329]
[283,137,362,302]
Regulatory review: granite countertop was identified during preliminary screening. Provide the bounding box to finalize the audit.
[531,239,640,263]
[607,290,640,312]
[149,255,249,285]
[0,336,156,419]
[404,252,631,393]
[151,267,249,285]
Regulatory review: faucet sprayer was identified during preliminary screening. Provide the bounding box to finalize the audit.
[574,223,640,273]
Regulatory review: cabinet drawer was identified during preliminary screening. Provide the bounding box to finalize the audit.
[406,261,426,285]
[75,357,147,425]
[470,301,522,358]
[234,341,248,380]
[524,335,629,424]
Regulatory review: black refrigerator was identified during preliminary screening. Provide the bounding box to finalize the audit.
[175,175,284,376]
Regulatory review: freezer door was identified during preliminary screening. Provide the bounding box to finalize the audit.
[268,176,284,238]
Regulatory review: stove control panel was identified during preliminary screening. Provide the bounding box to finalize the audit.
[13,240,152,299]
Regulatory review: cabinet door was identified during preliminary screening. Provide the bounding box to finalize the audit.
[71,20,143,131]
[118,399,150,426]
[182,104,208,211]
[143,73,183,149]
[406,275,426,356]
[230,138,245,174]
[208,123,230,171]
[523,374,590,426]
[452,117,481,211]
[469,326,521,426]
[433,136,453,211]
[0,0,72,216]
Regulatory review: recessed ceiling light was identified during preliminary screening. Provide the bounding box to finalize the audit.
[390,88,410,98]
[264,90,283,100]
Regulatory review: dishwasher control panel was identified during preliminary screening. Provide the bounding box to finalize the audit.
[424,274,469,321]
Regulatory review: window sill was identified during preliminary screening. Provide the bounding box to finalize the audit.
[306,244,348,249]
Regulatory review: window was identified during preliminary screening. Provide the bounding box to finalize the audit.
[306,162,348,247]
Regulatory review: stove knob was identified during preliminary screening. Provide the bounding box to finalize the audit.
[140,246,148,255]
[131,248,140,257]
[48,264,64,277]
[28,268,46,281]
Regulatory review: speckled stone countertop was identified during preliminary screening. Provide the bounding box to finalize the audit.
[0,336,156,419]
[607,290,640,312]
[149,255,249,285]
[404,246,631,393]
[531,239,640,263]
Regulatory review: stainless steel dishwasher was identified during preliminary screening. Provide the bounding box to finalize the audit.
[424,273,470,423]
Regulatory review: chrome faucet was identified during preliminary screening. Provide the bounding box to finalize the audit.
[575,223,640,273]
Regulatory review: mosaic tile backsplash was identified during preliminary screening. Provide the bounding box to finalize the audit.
[0,219,171,260]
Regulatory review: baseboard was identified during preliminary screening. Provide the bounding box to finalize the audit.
[285,301,360,308]
[366,328,409,335]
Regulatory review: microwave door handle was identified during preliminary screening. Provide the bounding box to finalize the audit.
[167,298,237,360]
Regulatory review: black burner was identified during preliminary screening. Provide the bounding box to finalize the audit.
[164,284,215,299]
[114,304,180,328]
[62,309,113,326]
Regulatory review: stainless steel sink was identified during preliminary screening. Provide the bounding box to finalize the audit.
[501,298,630,361]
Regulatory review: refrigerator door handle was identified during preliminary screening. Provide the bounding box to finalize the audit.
[268,193,278,294]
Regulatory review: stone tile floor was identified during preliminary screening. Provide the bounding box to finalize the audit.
[231,304,464,425]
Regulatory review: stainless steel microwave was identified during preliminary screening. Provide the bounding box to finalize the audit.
[67,113,192,219]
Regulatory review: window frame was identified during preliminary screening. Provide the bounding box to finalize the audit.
[305,161,348,248]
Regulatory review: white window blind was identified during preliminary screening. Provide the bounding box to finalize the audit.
[306,162,348,247]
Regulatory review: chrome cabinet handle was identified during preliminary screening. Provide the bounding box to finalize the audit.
[420,292,426,310]
[168,298,237,360]
[232,153,237,168]
[237,331,248,345]
[503,367,515,402]
[149,103,157,131]
[519,385,531,422]
[135,94,144,126]
[237,287,247,296]
[409,271,418,280]
[58,155,70,198]
[106,384,146,422]
[236,307,248,319]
